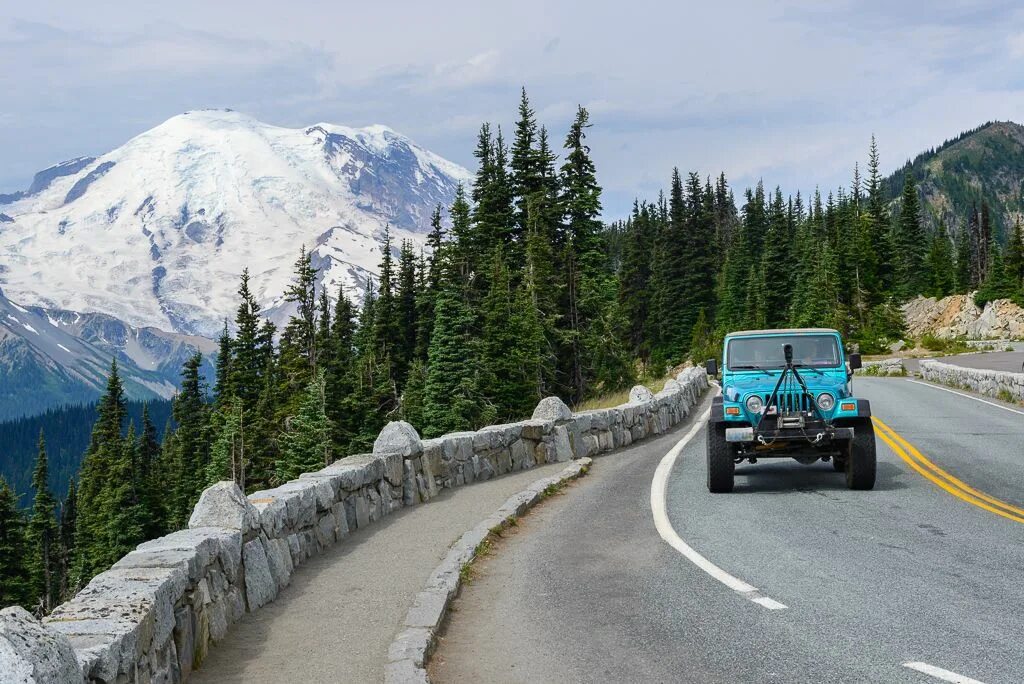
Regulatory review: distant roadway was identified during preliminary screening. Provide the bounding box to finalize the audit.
[903,343,1024,374]
[432,378,1024,684]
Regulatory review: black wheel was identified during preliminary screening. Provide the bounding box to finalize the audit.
[845,419,876,490]
[707,424,735,493]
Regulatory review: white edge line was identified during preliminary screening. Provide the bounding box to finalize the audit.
[905,378,1024,416]
[903,661,988,684]
[649,401,788,610]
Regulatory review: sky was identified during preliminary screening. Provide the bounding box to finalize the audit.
[4,0,1024,219]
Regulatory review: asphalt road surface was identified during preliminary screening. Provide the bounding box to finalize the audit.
[432,378,1024,684]
[903,344,1024,373]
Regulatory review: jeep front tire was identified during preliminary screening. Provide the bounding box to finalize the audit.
[845,418,876,490]
[706,424,735,493]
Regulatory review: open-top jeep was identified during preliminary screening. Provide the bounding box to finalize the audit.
[705,328,876,493]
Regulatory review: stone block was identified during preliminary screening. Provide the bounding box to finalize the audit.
[0,606,82,684]
[242,539,276,611]
[374,421,423,457]
[532,396,572,421]
[519,419,553,440]
[630,385,654,403]
[188,481,260,533]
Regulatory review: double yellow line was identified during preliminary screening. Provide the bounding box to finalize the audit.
[872,417,1024,525]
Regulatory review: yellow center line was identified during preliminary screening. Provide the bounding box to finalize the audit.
[871,417,1024,525]
[873,417,1024,518]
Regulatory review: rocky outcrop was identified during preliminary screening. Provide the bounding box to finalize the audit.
[919,359,1024,402]
[21,367,710,683]
[903,294,1024,340]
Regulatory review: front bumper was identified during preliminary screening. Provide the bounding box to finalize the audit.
[726,425,854,444]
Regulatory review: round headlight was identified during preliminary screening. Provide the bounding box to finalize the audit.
[745,395,764,414]
[816,393,835,411]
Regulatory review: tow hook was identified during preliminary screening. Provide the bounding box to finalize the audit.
[812,432,825,444]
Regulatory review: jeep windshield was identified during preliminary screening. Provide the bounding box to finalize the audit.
[727,334,841,370]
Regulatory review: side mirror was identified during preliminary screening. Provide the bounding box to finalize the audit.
[705,359,718,377]
[848,353,862,370]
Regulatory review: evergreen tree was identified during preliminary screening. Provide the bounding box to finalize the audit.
[102,424,146,570]
[137,405,165,537]
[1006,219,1024,297]
[0,477,30,608]
[559,106,606,401]
[27,432,58,613]
[57,481,76,602]
[214,321,233,406]
[168,354,209,526]
[955,226,973,293]
[975,240,1017,307]
[396,239,419,384]
[73,360,127,584]
[423,252,492,437]
[276,369,333,483]
[480,250,543,420]
[924,222,955,298]
[510,88,544,253]
[207,397,246,488]
[893,174,927,297]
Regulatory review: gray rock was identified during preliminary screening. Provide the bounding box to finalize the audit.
[0,606,82,684]
[188,481,259,533]
[373,421,423,457]
[248,491,289,539]
[519,419,553,440]
[261,536,293,590]
[242,539,277,611]
[273,482,318,529]
[550,425,573,462]
[531,396,573,422]
[382,452,404,487]
[629,385,655,403]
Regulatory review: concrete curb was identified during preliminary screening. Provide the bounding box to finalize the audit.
[383,457,594,684]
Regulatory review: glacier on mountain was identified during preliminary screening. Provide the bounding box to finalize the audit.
[0,109,471,337]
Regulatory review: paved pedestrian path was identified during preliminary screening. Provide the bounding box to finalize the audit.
[190,460,568,684]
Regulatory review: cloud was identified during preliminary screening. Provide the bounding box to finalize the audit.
[4,1,1024,219]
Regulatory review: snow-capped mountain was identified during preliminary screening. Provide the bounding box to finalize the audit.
[0,109,471,337]
[0,286,216,420]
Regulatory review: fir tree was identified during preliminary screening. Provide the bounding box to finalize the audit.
[975,241,1017,307]
[396,239,419,384]
[1006,219,1024,297]
[423,252,491,437]
[27,431,58,613]
[955,226,973,293]
[74,360,127,584]
[57,481,76,602]
[924,222,955,298]
[102,424,146,569]
[277,369,333,483]
[893,174,926,297]
[168,354,209,526]
[137,405,165,537]
[0,477,30,608]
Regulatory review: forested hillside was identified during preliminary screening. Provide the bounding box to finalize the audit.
[0,399,172,507]
[4,98,1024,615]
[884,121,1024,242]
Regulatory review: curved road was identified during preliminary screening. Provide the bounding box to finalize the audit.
[431,378,1024,684]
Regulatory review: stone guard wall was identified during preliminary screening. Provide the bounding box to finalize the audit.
[919,359,1024,402]
[4,368,709,683]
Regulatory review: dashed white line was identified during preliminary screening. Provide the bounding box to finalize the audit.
[903,661,988,684]
[905,378,1024,416]
[649,402,788,610]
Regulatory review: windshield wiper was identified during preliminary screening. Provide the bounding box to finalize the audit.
[731,365,771,374]
[792,364,825,375]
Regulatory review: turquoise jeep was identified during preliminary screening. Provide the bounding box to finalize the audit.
[705,328,876,493]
